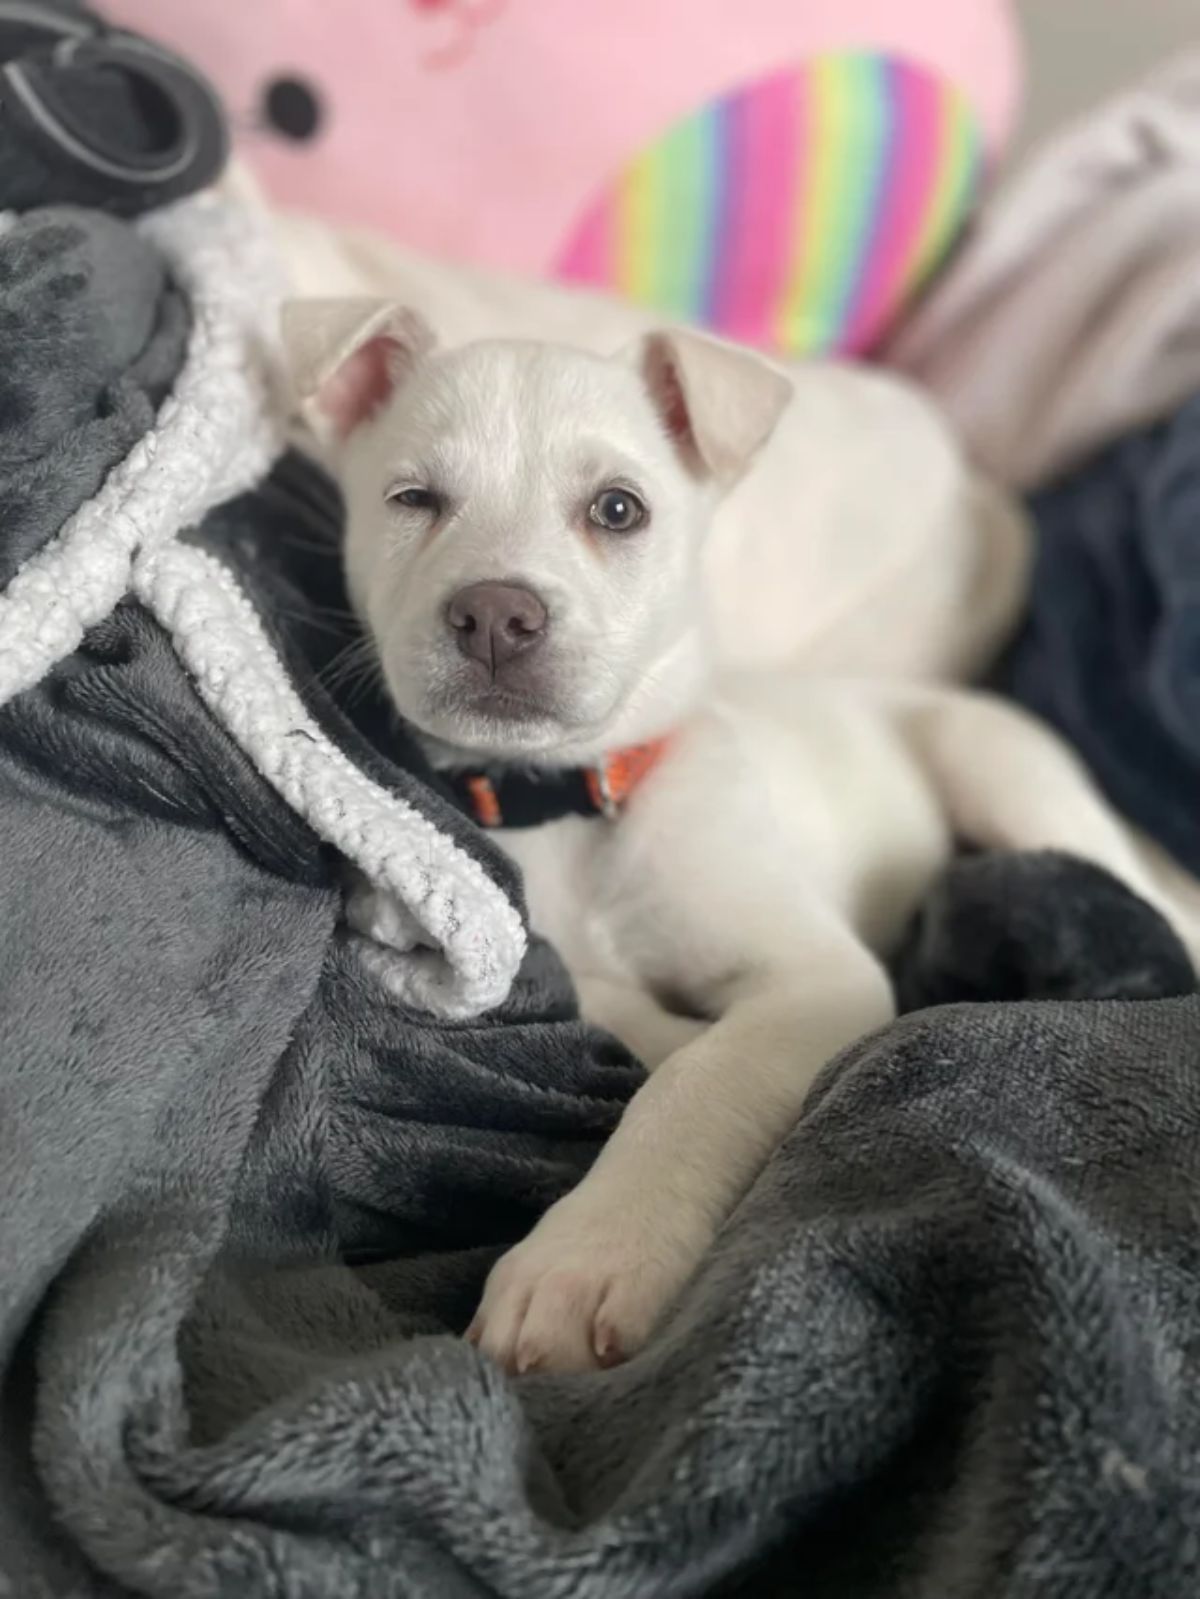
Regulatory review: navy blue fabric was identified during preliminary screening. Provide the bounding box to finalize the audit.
[1001,394,1200,877]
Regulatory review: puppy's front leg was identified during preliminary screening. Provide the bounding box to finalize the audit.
[470,921,893,1374]
[575,973,706,1070]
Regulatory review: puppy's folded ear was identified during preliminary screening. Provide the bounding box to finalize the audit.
[280,299,435,441]
[637,330,792,488]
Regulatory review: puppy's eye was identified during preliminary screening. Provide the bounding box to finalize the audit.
[388,486,441,515]
[589,487,647,533]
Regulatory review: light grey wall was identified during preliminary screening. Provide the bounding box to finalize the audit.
[1014,0,1200,153]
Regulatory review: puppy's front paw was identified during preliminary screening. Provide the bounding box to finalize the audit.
[468,1203,709,1375]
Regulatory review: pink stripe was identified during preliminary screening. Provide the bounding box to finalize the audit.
[558,194,615,286]
[712,70,800,349]
[843,60,935,355]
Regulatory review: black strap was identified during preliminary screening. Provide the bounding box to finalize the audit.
[0,14,228,214]
[446,765,603,829]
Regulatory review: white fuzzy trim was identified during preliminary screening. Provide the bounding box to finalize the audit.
[0,191,525,1018]
[135,538,526,1019]
[0,195,282,708]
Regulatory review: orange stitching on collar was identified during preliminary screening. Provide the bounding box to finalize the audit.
[465,773,502,827]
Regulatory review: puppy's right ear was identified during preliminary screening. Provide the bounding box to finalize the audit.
[280,299,435,442]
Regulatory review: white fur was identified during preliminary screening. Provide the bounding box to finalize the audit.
[275,284,1031,687]
[285,303,1200,1375]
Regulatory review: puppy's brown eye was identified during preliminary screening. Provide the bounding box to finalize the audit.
[589,487,646,533]
[388,486,441,514]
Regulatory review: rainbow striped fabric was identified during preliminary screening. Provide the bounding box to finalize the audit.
[556,52,983,358]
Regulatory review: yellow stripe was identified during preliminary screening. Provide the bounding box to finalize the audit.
[778,56,847,353]
[618,141,660,303]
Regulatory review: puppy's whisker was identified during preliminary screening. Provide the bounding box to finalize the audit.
[321,639,377,683]
[271,604,357,641]
[318,636,384,703]
[330,665,385,708]
[307,600,359,624]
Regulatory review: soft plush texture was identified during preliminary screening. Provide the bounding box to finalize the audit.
[894,850,1198,1010]
[888,54,1200,490]
[0,593,630,1594]
[4,180,1200,1598]
[0,205,187,588]
[103,0,1020,358]
[7,820,1200,1596]
[0,197,526,1016]
[997,398,1200,882]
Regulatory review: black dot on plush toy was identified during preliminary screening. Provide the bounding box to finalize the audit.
[262,76,323,142]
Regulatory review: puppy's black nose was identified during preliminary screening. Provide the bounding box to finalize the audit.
[446,582,549,671]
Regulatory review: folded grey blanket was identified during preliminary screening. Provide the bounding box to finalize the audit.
[0,204,187,586]
[3,198,1200,1599]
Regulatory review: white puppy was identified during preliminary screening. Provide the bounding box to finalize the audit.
[284,301,1198,1376]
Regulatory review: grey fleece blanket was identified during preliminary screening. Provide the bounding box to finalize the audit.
[3,200,1200,1599]
[0,204,187,587]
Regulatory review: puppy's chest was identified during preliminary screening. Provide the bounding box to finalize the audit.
[493,712,842,982]
[497,815,645,981]
[494,693,951,984]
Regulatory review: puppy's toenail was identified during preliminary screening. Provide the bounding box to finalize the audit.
[594,1325,624,1367]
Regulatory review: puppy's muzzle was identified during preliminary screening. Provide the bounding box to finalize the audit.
[446,581,549,678]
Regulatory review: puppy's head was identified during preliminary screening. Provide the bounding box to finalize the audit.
[283,299,790,762]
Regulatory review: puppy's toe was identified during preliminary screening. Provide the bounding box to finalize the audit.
[592,1272,664,1368]
[470,1261,534,1372]
[468,1203,708,1376]
[471,1250,604,1375]
[514,1268,607,1373]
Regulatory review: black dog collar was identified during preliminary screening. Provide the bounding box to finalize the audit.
[446,740,670,829]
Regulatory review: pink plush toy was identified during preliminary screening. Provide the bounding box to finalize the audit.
[104,0,1020,357]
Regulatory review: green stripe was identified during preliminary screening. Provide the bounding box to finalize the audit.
[650,104,715,320]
